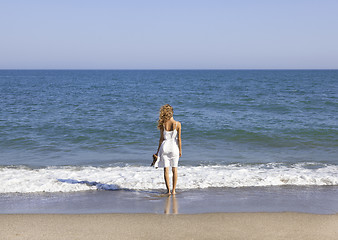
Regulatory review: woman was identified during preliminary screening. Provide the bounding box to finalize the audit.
[154,104,182,195]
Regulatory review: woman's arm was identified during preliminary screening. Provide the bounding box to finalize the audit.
[177,122,182,157]
[155,128,164,155]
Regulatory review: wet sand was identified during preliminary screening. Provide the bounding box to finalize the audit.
[1,213,337,240]
[2,186,338,214]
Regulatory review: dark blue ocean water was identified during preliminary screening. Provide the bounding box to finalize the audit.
[1,70,337,167]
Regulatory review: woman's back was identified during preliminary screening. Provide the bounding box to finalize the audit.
[163,121,178,140]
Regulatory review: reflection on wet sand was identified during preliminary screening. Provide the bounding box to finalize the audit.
[164,195,178,214]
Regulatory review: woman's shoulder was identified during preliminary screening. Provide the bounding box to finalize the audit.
[175,120,181,128]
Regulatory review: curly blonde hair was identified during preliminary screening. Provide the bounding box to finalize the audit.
[157,104,174,129]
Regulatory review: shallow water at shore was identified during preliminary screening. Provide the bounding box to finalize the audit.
[1,186,337,214]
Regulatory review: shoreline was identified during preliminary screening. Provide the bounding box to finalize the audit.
[1,212,337,240]
[1,186,338,214]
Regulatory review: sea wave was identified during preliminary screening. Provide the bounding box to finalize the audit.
[1,163,337,193]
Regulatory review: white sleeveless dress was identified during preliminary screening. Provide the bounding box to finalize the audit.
[154,123,180,168]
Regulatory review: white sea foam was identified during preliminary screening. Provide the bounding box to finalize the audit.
[1,163,337,193]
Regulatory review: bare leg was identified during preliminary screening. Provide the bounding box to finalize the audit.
[164,167,171,194]
[172,167,177,194]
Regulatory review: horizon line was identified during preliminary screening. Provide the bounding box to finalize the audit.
[0,68,337,71]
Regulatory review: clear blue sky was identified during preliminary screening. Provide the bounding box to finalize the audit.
[1,0,337,69]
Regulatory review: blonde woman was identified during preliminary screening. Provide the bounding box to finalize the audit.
[154,104,182,195]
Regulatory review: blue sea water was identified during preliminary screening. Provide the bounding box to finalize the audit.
[0,70,337,194]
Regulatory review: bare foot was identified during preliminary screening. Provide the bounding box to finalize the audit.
[172,190,176,195]
[166,191,171,195]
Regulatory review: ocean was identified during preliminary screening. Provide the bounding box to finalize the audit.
[0,70,337,213]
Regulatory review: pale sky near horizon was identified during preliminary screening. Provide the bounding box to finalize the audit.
[0,0,337,69]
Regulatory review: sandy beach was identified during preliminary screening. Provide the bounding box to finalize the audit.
[1,213,337,240]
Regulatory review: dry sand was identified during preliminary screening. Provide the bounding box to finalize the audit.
[1,213,337,240]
